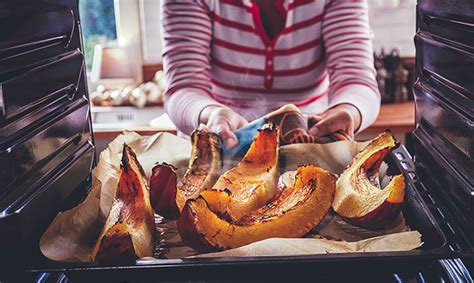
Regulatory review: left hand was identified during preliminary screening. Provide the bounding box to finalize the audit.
[308,104,361,141]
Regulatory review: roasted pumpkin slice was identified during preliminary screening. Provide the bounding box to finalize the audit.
[149,130,221,218]
[150,163,179,218]
[177,130,221,210]
[202,124,279,221]
[91,144,155,262]
[332,131,406,229]
[178,165,336,252]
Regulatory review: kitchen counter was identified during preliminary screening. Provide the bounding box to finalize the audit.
[92,102,415,153]
[93,102,415,136]
[360,102,415,135]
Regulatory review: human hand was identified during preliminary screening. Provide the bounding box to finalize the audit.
[200,105,248,148]
[308,104,361,141]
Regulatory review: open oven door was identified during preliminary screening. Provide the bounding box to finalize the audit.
[0,0,95,278]
[414,0,474,252]
[412,0,474,279]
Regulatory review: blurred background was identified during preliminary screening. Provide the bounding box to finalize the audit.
[81,0,418,153]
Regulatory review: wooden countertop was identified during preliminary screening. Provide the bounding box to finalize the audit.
[93,102,415,138]
[360,102,415,135]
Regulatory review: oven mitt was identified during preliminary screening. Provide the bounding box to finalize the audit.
[223,104,352,159]
[222,117,266,157]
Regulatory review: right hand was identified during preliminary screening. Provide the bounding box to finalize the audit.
[200,105,248,148]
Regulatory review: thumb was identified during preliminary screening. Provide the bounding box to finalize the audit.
[222,128,239,148]
[228,114,248,130]
[308,119,338,137]
[211,122,239,148]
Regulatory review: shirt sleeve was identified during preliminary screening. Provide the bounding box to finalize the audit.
[160,0,223,135]
[322,0,381,132]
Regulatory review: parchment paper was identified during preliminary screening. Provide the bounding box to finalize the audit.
[40,132,421,262]
[40,131,191,262]
[190,231,422,258]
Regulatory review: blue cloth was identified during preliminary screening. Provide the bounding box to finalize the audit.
[222,117,266,158]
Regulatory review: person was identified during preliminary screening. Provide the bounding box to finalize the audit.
[160,0,380,148]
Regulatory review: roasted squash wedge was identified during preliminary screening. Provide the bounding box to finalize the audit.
[149,130,221,218]
[149,163,179,218]
[178,165,336,252]
[91,144,155,262]
[332,131,406,229]
[177,130,221,210]
[201,124,279,221]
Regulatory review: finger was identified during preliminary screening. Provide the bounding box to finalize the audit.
[222,128,239,148]
[237,117,249,128]
[211,123,239,148]
[308,117,347,137]
[307,114,323,129]
[228,115,248,129]
[346,128,355,139]
[307,124,319,136]
[315,136,334,144]
[332,131,353,141]
[197,123,209,130]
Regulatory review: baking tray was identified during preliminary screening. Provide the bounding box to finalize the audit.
[19,145,472,282]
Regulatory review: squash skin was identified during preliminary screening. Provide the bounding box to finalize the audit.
[150,163,179,219]
[332,131,406,229]
[91,224,136,263]
[91,144,155,262]
[204,124,280,221]
[149,130,221,219]
[341,175,405,229]
[178,165,336,252]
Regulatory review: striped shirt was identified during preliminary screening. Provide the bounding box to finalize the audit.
[161,0,380,135]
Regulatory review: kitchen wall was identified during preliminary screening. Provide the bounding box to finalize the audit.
[368,0,417,57]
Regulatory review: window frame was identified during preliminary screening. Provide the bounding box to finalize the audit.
[138,0,163,65]
[112,0,162,83]
[113,0,144,83]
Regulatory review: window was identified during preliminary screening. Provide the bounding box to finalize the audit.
[79,0,117,70]
[139,0,163,64]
